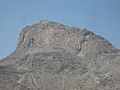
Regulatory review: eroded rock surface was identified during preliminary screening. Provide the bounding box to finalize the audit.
[0,20,120,90]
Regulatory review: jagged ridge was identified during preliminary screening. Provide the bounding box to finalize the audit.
[0,20,120,90]
[16,20,116,59]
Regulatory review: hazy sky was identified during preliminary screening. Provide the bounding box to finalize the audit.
[0,0,120,60]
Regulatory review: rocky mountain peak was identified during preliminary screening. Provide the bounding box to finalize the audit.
[16,20,115,58]
[0,20,120,90]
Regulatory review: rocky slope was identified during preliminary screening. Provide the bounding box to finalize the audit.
[0,20,120,90]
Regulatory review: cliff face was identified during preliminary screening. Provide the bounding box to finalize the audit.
[16,20,115,58]
[0,20,120,90]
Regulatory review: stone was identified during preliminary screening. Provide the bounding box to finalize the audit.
[0,20,120,90]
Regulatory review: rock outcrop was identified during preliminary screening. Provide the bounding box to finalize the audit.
[0,20,120,90]
[16,20,116,58]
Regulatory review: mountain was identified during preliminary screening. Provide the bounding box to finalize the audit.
[0,20,120,90]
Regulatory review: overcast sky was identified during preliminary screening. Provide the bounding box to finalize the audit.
[0,0,120,60]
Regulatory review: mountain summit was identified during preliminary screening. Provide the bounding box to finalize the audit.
[0,20,120,90]
[16,20,115,58]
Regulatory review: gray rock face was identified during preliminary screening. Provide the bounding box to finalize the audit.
[0,20,120,90]
[16,20,116,58]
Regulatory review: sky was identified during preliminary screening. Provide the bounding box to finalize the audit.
[0,0,120,60]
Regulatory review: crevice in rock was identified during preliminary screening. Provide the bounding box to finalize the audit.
[76,36,88,55]
[27,38,35,48]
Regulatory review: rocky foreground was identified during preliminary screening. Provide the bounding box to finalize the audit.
[0,20,120,90]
